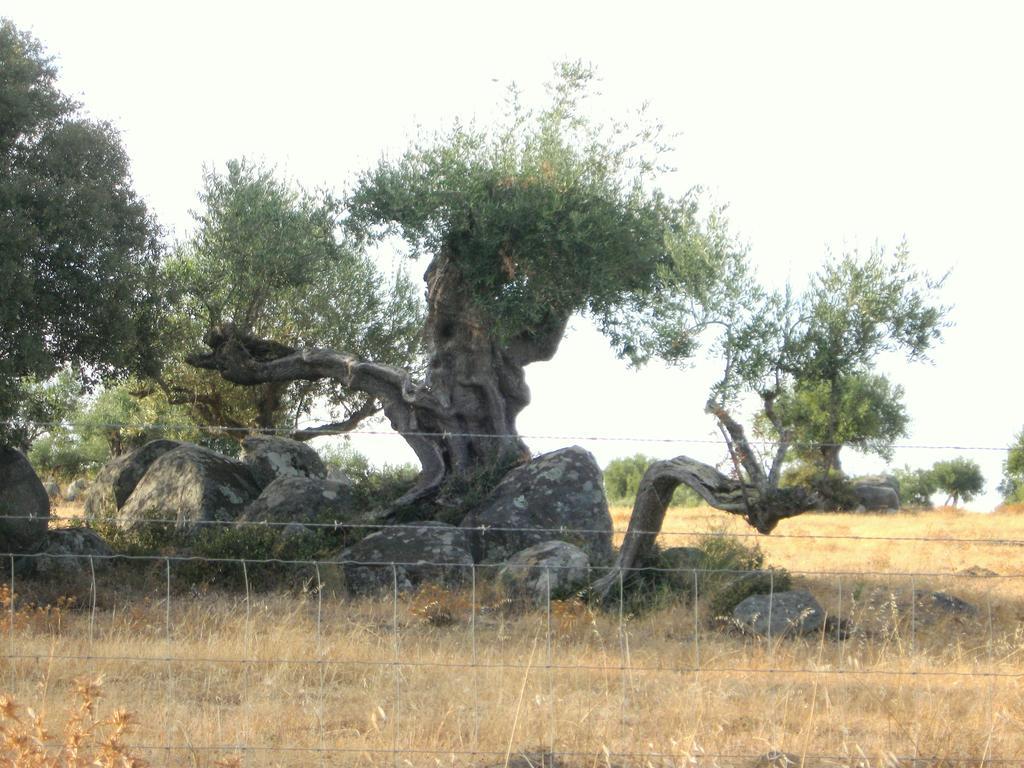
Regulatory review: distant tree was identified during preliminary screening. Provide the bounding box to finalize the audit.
[687,244,945,497]
[893,465,938,509]
[931,457,984,507]
[603,454,701,507]
[0,20,161,446]
[999,430,1024,504]
[154,159,424,440]
[2,368,83,452]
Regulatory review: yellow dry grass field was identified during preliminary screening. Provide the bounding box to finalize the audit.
[2,504,1024,767]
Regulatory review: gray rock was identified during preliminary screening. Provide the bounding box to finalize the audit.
[915,590,977,616]
[64,478,89,502]
[852,483,900,511]
[732,590,826,638]
[854,473,900,495]
[0,448,50,553]
[461,446,613,565]
[118,444,260,535]
[337,522,473,595]
[499,540,590,603]
[239,476,355,526]
[34,528,113,576]
[43,481,61,499]
[83,439,182,522]
[958,565,999,578]
[242,436,327,489]
[653,546,705,591]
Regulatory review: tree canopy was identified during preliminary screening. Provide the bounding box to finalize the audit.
[999,429,1024,504]
[931,457,985,507]
[0,19,161,444]
[161,159,424,437]
[668,244,947,493]
[191,63,734,505]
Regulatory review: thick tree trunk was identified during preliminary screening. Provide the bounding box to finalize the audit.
[187,250,568,507]
[591,456,819,602]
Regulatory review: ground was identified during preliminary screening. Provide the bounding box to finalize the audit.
[2,503,1023,766]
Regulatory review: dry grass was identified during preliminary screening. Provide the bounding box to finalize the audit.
[1,506,1023,766]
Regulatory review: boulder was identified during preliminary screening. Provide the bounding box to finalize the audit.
[732,590,826,638]
[83,439,182,522]
[854,473,900,495]
[852,483,900,511]
[43,481,61,499]
[34,528,114,577]
[461,446,613,565]
[242,436,327,489]
[337,522,473,595]
[653,546,705,592]
[914,590,977,616]
[498,540,590,603]
[0,448,50,553]
[118,444,261,535]
[239,476,356,526]
[64,478,89,502]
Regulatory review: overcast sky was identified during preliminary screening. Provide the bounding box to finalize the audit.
[7,1,1023,510]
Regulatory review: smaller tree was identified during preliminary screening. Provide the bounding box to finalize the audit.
[158,159,424,439]
[893,465,938,509]
[931,457,984,507]
[999,430,1024,504]
[603,455,700,507]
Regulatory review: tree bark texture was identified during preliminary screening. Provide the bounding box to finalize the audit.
[188,250,568,505]
[591,456,819,602]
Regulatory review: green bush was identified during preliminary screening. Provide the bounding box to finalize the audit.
[893,465,937,508]
[694,532,791,618]
[603,454,702,507]
[779,462,857,510]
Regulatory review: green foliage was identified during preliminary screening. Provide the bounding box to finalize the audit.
[158,158,424,432]
[695,533,791,618]
[347,61,732,363]
[603,454,701,507]
[682,244,946,481]
[320,443,420,512]
[27,380,235,481]
[893,465,938,508]
[780,373,909,467]
[999,430,1024,503]
[931,457,985,506]
[2,368,83,452]
[779,463,857,511]
[0,20,161,445]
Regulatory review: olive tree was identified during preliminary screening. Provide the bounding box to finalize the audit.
[931,457,984,507]
[596,246,948,596]
[158,159,424,439]
[189,64,732,506]
[0,19,161,445]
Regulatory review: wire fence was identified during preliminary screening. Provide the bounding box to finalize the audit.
[2,422,1023,766]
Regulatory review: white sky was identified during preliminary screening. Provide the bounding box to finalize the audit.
[6,1,1023,511]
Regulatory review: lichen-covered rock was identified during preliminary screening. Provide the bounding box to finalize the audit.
[852,483,900,511]
[461,446,613,565]
[34,528,114,576]
[915,590,977,616]
[64,478,89,502]
[499,540,590,603]
[732,590,825,638]
[239,476,355,526]
[83,439,182,522]
[336,522,473,595]
[118,444,260,535]
[0,448,50,553]
[43,481,61,499]
[242,436,327,489]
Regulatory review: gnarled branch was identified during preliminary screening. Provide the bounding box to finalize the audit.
[591,456,819,602]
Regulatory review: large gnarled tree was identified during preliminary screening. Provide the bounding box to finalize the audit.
[189,64,730,505]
